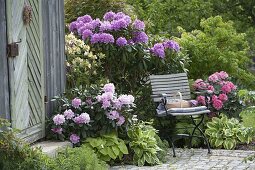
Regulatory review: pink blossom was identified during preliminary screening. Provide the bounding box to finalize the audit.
[72,98,82,108]
[64,109,75,119]
[106,110,120,120]
[116,116,125,126]
[218,93,228,102]
[53,114,65,125]
[217,71,228,80]
[207,85,214,92]
[208,73,219,83]
[226,81,236,90]
[70,134,80,144]
[221,84,232,94]
[193,79,207,90]
[73,113,90,124]
[103,83,115,93]
[102,100,111,109]
[212,95,218,102]
[118,95,135,105]
[196,95,206,106]
[212,99,223,110]
[51,127,63,134]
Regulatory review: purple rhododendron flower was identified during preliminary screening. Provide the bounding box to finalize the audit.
[82,29,93,40]
[132,19,145,30]
[111,19,129,30]
[133,31,148,43]
[103,11,116,21]
[91,33,114,44]
[103,83,115,93]
[116,37,127,46]
[69,21,77,32]
[106,110,120,120]
[51,127,63,134]
[116,116,125,126]
[70,134,80,144]
[91,19,101,29]
[102,100,111,109]
[99,21,112,32]
[72,98,82,108]
[77,14,93,23]
[151,43,165,58]
[163,40,180,52]
[64,109,75,119]
[114,12,126,20]
[53,114,65,125]
[127,39,134,45]
[73,113,90,124]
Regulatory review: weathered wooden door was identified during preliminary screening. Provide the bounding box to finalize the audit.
[6,0,45,142]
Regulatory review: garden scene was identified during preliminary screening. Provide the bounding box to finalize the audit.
[1,0,255,169]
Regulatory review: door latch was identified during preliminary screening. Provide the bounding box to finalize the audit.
[7,39,22,57]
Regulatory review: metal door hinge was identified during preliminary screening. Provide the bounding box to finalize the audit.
[7,39,22,57]
[44,96,48,103]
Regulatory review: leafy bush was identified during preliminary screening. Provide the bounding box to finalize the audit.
[240,107,255,129]
[49,83,135,144]
[0,119,53,170]
[205,115,254,149]
[193,71,242,117]
[52,144,108,170]
[177,16,255,89]
[127,121,161,166]
[83,133,128,162]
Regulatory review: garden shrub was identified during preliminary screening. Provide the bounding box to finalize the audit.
[205,115,254,150]
[177,16,255,89]
[65,33,107,88]
[193,71,242,118]
[67,11,188,123]
[0,119,53,170]
[52,144,108,170]
[127,121,161,166]
[240,107,255,129]
[83,133,128,163]
[48,83,135,144]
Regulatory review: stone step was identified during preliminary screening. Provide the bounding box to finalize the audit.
[32,141,72,157]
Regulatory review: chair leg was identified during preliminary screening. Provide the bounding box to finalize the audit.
[190,115,211,154]
[168,137,176,157]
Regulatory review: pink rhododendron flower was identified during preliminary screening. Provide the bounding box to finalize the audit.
[217,71,228,80]
[64,109,75,119]
[193,79,207,90]
[102,100,111,109]
[73,113,90,124]
[218,93,228,102]
[106,110,120,120]
[221,84,232,94]
[226,81,236,90]
[118,95,135,105]
[103,83,115,93]
[212,95,218,102]
[207,85,214,92]
[53,114,65,125]
[212,99,223,110]
[72,98,82,108]
[51,127,63,134]
[116,116,125,126]
[70,134,80,144]
[208,73,219,83]
[196,95,206,106]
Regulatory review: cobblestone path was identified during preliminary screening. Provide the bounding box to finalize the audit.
[111,149,255,170]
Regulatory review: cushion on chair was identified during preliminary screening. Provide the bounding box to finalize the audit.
[169,106,207,113]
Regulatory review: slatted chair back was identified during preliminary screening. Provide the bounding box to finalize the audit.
[150,73,191,102]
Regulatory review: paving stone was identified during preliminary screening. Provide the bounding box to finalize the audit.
[110,149,255,170]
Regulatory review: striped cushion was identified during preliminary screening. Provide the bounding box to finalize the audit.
[169,106,207,113]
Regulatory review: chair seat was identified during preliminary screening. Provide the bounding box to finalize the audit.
[156,106,210,117]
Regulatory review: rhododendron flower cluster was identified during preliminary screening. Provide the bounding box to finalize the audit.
[50,83,135,144]
[193,71,237,112]
[69,11,148,46]
[150,40,180,58]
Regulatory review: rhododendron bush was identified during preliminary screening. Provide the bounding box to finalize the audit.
[193,71,242,117]
[68,11,187,94]
[49,83,135,144]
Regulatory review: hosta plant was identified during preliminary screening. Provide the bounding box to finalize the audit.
[83,133,128,162]
[205,115,254,150]
[127,121,161,166]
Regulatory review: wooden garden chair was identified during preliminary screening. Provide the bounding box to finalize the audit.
[149,73,211,157]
